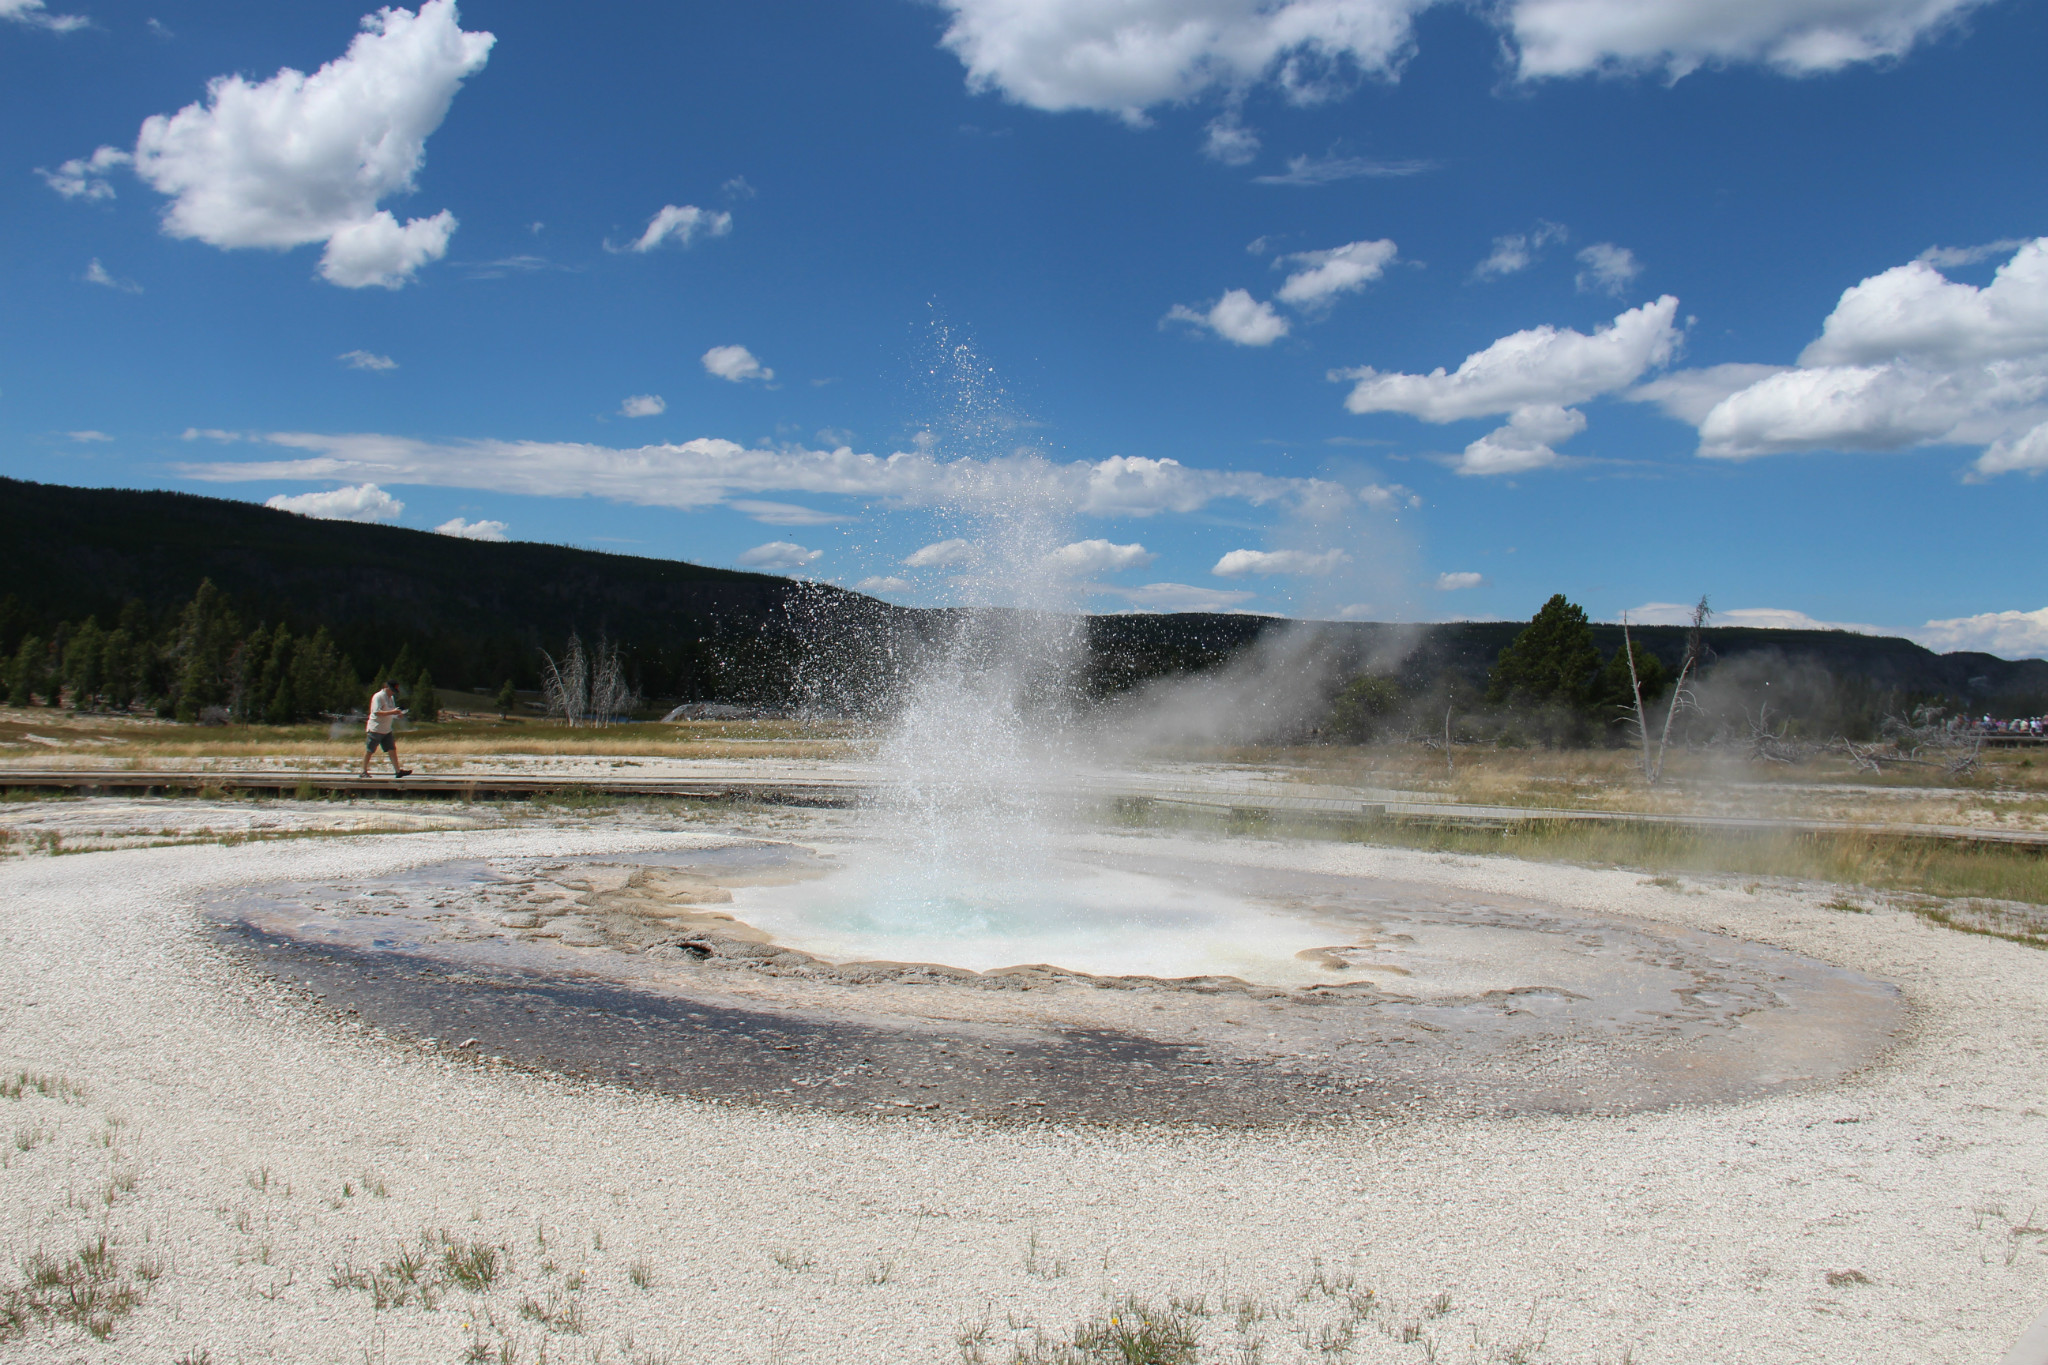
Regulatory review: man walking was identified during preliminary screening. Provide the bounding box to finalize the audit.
[360,678,412,779]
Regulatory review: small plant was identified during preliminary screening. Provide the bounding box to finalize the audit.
[1069,1297,1200,1365]
[1022,1229,1066,1279]
[1821,896,1872,914]
[627,1256,656,1290]
[518,1289,585,1334]
[2,1235,149,1342]
[862,1257,895,1285]
[1825,1269,1872,1287]
[770,1247,816,1272]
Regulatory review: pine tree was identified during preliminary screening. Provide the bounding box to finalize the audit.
[495,679,517,717]
[6,636,44,707]
[412,668,439,723]
[64,618,105,711]
[1487,594,1602,710]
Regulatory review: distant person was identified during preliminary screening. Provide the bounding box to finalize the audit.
[360,678,412,779]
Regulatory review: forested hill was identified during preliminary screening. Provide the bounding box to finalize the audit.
[0,476,887,700]
[2,477,2041,718]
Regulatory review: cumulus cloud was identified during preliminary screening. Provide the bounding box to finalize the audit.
[1165,289,1290,346]
[178,433,1358,524]
[1435,571,1485,590]
[730,499,840,526]
[434,516,507,541]
[1472,221,1567,279]
[1213,547,1350,577]
[619,393,665,417]
[615,204,732,253]
[38,146,129,200]
[1102,582,1261,613]
[1333,295,1682,420]
[1046,539,1154,575]
[856,575,912,594]
[1920,238,2034,269]
[1250,154,1435,185]
[1915,606,2048,659]
[83,258,141,292]
[701,345,773,383]
[1575,243,1641,296]
[935,0,1428,121]
[1,0,86,32]
[101,0,493,289]
[1274,238,1397,308]
[264,482,404,523]
[1456,403,1587,476]
[1507,0,1992,80]
[1676,239,2048,471]
[736,541,822,570]
[902,538,978,569]
[340,349,397,371]
[1622,601,1883,634]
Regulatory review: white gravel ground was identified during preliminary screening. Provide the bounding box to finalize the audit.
[1,819,2044,1365]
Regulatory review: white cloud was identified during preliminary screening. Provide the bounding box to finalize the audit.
[1575,243,1640,296]
[1472,221,1568,279]
[1103,582,1260,613]
[1915,606,2048,659]
[855,575,911,594]
[1435,571,1485,590]
[264,482,404,523]
[1250,154,1435,185]
[1334,295,1682,421]
[318,209,457,289]
[1975,421,2048,477]
[1202,112,1260,165]
[1166,289,1290,346]
[935,0,1428,121]
[340,349,397,371]
[1627,362,1788,424]
[1505,0,1991,80]
[618,205,732,253]
[1456,403,1587,476]
[736,541,822,570]
[1274,238,1397,308]
[1919,238,2034,269]
[730,499,841,526]
[1680,239,2048,469]
[903,538,978,569]
[1213,547,1350,577]
[115,0,492,289]
[434,516,507,541]
[933,0,1987,142]
[619,393,666,417]
[83,258,141,292]
[1,0,86,32]
[38,146,129,200]
[1046,539,1154,575]
[1621,601,1883,634]
[178,432,1357,523]
[1800,244,2048,369]
[67,430,112,442]
[702,345,773,383]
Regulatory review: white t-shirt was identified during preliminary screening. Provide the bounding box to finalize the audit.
[367,688,399,734]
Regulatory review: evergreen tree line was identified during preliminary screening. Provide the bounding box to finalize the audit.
[1,579,443,724]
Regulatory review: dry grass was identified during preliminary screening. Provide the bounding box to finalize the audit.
[0,709,864,763]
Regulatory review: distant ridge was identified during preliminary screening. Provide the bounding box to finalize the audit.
[1,477,2041,712]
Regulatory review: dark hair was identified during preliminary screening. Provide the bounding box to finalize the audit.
[384,679,400,690]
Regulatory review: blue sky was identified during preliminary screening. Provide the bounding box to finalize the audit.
[4,0,2046,655]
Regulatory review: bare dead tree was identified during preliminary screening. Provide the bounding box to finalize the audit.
[586,633,639,727]
[540,633,589,726]
[1626,595,1711,786]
